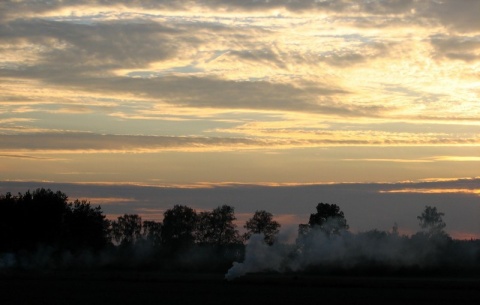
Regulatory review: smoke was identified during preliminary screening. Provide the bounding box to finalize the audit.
[225,234,294,280]
[0,247,108,270]
[2,229,480,277]
[0,241,242,273]
[225,229,480,280]
[0,253,16,268]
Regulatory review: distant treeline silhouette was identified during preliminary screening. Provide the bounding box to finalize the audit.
[0,188,277,271]
[1,188,480,276]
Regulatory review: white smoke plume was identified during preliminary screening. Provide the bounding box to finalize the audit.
[225,227,480,280]
[225,234,295,280]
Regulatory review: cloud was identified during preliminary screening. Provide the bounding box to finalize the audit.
[2,128,480,155]
[0,118,35,124]
[380,188,480,196]
[342,158,433,163]
[424,0,480,32]
[3,104,480,155]
[433,156,480,162]
[1,0,479,198]
[1,16,356,115]
[431,35,480,62]
[214,121,480,146]
[0,154,58,160]
[228,48,286,69]
[1,178,480,238]
[0,19,182,70]
[53,106,94,114]
[2,1,479,33]
[1,60,350,113]
[0,132,271,153]
[343,156,480,163]
[2,0,478,120]
[83,197,137,205]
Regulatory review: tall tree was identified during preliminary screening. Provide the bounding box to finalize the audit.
[417,206,447,238]
[244,210,281,245]
[0,188,70,250]
[196,205,241,245]
[0,189,110,252]
[161,205,198,248]
[111,214,143,246]
[22,188,69,247]
[301,202,349,236]
[0,192,18,251]
[142,220,163,247]
[65,199,110,251]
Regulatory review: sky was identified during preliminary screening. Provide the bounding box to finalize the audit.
[1,0,479,239]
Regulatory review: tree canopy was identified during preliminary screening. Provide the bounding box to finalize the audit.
[417,205,448,239]
[244,210,280,245]
[4,188,475,276]
[0,189,110,252]
[65,199,110,251]
[302,202,349,236]
[161,205,198,248]
[111,214,143,246]
[196,205,241,245]
[142,220,163,247]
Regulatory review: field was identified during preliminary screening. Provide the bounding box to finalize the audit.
[1,271,480,305]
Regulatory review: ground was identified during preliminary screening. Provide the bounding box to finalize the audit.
[1,271,480,305]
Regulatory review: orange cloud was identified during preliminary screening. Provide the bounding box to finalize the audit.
[380,188,480,196]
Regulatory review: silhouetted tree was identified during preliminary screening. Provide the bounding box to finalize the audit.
[0,192,18,251]
[391,222,399,237]
[244,210,281,245]
[23,188,70,248]
[111,214,143,246]
[0,189,69,251]
[196,205,241,245]
[142,220,162,247]
[0,189,110,253]
[298,223,310,237]
[161,205,197,248]
[300,202,349,236]
[417,206,448,238]
[64,199,110,251]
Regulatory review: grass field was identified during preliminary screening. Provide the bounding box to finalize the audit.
[1,271,480,305]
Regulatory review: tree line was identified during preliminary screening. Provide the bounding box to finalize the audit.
[0,188,280,254]
[298,202,449,240]
[2,188,476,274]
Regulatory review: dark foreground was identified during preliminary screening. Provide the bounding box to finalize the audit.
[1,271,480,305]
